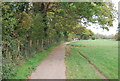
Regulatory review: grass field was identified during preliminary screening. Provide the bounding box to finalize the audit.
[65,40,118,79]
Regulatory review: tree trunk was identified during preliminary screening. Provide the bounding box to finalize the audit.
[36,40,39,53]
[42,39,44,51]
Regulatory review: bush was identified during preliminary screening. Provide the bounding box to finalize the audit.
[114,33,120,41]
[92,36,95,40]
[2,59,16,79]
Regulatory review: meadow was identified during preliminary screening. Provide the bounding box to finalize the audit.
[65,40,118,79]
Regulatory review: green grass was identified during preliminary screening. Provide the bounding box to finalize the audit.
[11,45,58,79]
[66,40,118,79]
[65,49,101,79]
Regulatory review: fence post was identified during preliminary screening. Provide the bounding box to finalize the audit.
[30,40,32,48]
[5,44,8,58]
[42,39,44,51]
[17,40,20,59]
[29,40,32,55]
[36,40,39,51]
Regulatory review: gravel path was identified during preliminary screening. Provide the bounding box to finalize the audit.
[30,44,66,79]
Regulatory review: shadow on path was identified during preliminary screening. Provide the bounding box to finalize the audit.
[30,44,66,79]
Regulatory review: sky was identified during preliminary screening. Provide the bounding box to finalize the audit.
[87,0,120,36]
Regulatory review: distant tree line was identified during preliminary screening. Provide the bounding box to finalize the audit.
[68,26,95,40]
[95,33,115,39]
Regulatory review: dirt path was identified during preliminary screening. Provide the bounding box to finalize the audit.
[30,44,67,79]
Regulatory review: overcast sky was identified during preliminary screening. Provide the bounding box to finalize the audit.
[87,0,120,36]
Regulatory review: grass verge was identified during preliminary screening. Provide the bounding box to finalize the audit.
[65,49,101,79]
[11,42,64,79]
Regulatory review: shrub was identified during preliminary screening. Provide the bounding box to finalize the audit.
[92,36,95,40]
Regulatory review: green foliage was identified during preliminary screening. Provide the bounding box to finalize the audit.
[118,23,120,32]
[115,33,120,41]
[92,36,95,40]
[31,13,45,40]
[115,23,120,41]
[80,28,94,40]
[69,25,94,40]
[2,60,16,79]
[2,2,115,79]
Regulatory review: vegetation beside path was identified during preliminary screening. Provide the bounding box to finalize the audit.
[11,42,64,79]
[65,40,118,79]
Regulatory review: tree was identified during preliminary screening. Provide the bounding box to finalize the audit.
[115,23,120,41]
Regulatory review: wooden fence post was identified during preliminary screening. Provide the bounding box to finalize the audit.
[42,39,44,51]
[30,40,32,48]
[29,40,32,55]
[36,40,39,50]
[17,40,20,58]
